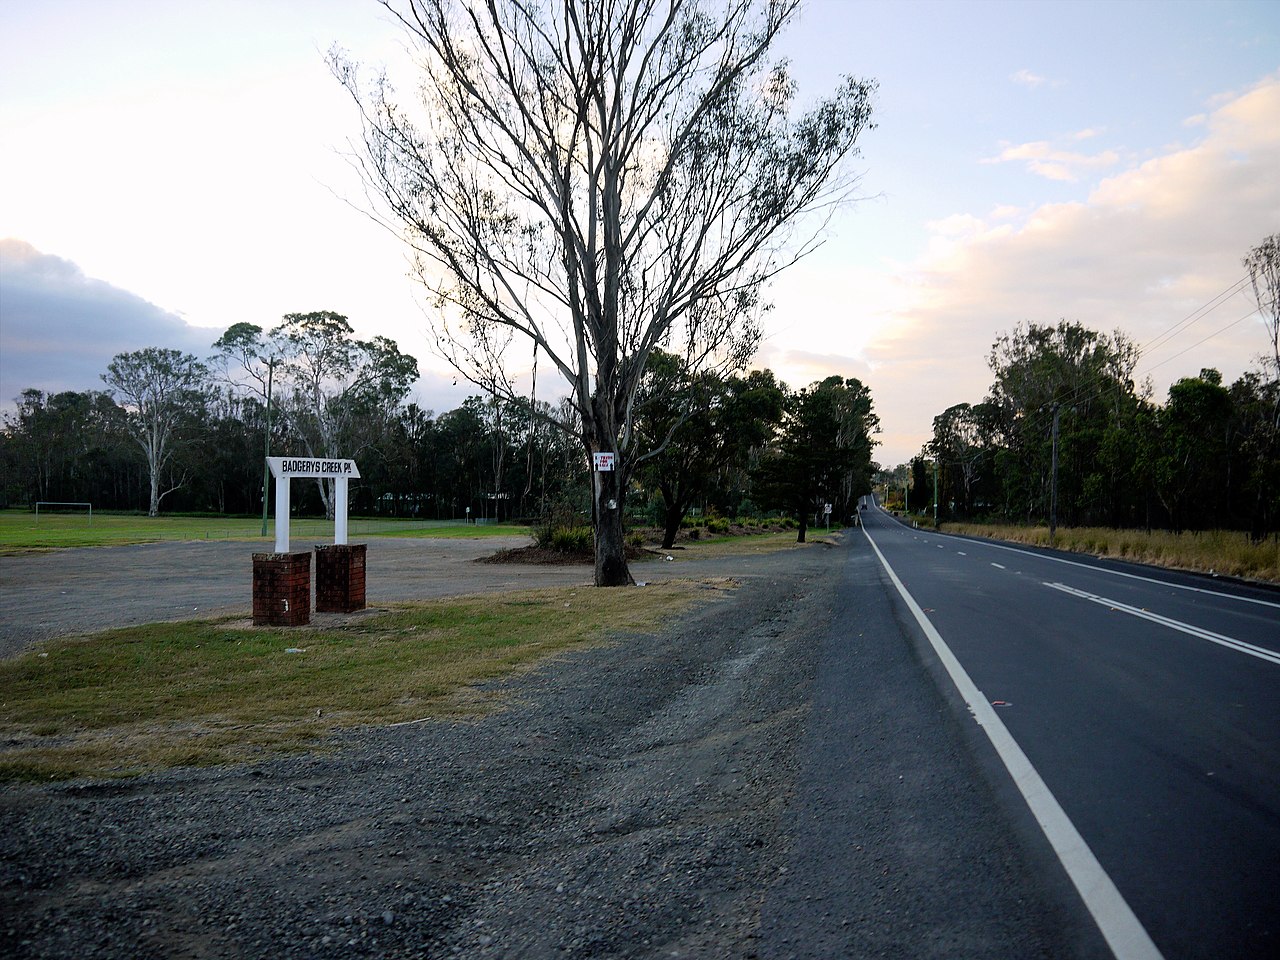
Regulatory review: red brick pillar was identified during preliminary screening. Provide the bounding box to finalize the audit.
[315,543,367,613]
[252,552,311,626]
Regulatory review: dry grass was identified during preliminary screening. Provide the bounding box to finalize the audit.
[945,522,1280,583]
[651,530,835,560]
[0,581,729,782]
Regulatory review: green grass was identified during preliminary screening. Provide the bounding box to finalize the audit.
[0,581,729,782]
[0,509,530,552]
[944,522,1280,583]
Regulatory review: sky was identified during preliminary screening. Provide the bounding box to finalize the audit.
[2,0,1278,467]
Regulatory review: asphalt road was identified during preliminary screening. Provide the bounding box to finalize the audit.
[858,502,1280,960]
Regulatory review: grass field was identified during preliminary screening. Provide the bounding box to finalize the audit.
[0,580,727,782]
[943,521,1280,583]
[0,509,530,552]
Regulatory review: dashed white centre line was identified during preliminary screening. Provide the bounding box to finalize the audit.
[991,562,1006,569]
[1045,582,1280,666]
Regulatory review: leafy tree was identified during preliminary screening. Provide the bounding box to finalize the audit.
[213,312,420,520]
[1147,371,1232,531]
[633,353,785,547]
[0,389,134,508]
[754,376,878,542]
[927,402,998,518]
[985,321,1142,524]
[332,0,876,585]
[102,348,210,516]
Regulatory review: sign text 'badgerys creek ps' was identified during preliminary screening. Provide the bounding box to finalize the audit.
[267,457,361,479]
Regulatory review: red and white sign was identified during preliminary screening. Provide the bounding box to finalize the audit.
[593,452,616,472]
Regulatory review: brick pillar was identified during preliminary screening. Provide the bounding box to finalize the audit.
[315,543,367,613]
[252,552,311,626]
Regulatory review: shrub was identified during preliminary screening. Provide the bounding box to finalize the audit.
[707,517,729,534]
[549,526,593,553]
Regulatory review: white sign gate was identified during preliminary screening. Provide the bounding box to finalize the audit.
[266,457,361,552]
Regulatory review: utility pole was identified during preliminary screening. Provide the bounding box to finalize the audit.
[1049,402,1061,548]
[933,459,939,523]
[260,358,276,538]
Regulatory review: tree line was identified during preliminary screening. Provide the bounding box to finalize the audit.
[0,312,880,541]
[896,316,1279,539]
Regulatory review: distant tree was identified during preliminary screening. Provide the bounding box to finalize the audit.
[0,389,134,508]
[985,321,1142,524]
[753,376,878,542]
[1147,370,1232,532]
[273,312,420,520]
[102,348,210,516]
[927,402,996,518]
[332,0,876,585]
[211,314,420,519]
[633,353,785,547]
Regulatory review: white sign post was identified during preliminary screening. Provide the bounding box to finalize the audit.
[266,457,361,553]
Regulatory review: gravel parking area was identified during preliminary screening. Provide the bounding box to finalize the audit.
[0,537,1093,958]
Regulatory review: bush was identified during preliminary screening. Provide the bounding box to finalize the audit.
[707,517,730,534]
[540,525,593,554]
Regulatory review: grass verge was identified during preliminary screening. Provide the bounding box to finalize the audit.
[0,510,530,553]
[943,522,1280,583]
[0,581,727,782]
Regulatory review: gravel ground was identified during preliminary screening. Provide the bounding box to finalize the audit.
[0,535,1098,958]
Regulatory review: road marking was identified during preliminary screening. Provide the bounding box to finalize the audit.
[957,551,967,556]
[991,562,1006,569]
[863,524,1165,960]
[1045,583,1280,666]
[953,538,1280,610]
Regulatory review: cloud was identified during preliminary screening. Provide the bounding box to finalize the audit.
[0,240,221,404]
[860,74,1280,465]
[983,139,1122,182]
[1011,69,1051,89]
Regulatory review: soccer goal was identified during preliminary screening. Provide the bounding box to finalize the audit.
[34,501,93,524]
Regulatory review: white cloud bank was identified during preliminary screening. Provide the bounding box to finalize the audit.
[0,239,221,404]
[854,74,1280,465]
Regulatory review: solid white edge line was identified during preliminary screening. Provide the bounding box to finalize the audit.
[862,523,1165,960]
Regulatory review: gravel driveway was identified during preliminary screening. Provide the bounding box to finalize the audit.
[0,536,1094,958]
[0,536,602,660]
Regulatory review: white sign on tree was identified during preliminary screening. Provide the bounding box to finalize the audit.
[266,457,361,552]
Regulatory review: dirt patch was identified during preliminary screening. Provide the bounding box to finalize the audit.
[479,544,657,565]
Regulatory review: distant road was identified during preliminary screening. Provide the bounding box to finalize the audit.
[859,501,1280,959]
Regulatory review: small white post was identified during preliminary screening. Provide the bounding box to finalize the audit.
[275,474,291,553]
[335,477,349,545]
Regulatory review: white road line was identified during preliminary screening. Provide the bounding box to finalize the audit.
[862,525,1164,960]
[957,551,967,556]
[1045,583,1280,666]
[991,562,1006,570]
[952,537,1280,610]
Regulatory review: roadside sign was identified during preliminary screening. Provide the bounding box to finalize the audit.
[593,452,616,472]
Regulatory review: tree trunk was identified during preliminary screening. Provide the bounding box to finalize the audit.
[796,510,808,544]
[591,462,632,587]
[661,507,683,551]
[148,470,160,517]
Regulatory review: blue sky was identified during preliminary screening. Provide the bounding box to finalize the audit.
[2,0,1278,465]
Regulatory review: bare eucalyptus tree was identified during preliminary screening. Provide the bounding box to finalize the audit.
[102,348,210,517]
[332,0,875,585]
